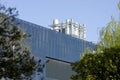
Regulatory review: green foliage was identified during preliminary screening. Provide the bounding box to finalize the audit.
[98,1,120,50]
[0,4,43,80]
[98,17,120,50]
[118,1,120,10]
[71,47,120,80]
[71,1,120,80]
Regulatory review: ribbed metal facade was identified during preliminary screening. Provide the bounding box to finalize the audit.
[15,19,95,63]
[14,19,96,80]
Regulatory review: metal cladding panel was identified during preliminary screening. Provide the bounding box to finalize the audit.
[16,19,96,63]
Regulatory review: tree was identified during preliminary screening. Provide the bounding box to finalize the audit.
[0,4,43,80]
[71,47,120,80]
[98,1,120,50]
[71,1,120,80]
[98,17,120,50]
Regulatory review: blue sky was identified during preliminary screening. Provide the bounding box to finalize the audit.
[1,0,119,42]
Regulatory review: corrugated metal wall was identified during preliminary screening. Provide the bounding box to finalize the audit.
[16,18,95,63]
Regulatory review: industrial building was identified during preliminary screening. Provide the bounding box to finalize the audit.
[50,19,86,40]
[15,19,95,80]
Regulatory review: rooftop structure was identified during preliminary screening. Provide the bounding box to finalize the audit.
[50,19,86,40]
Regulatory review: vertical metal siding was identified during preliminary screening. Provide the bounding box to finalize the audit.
[16,19,96,62]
